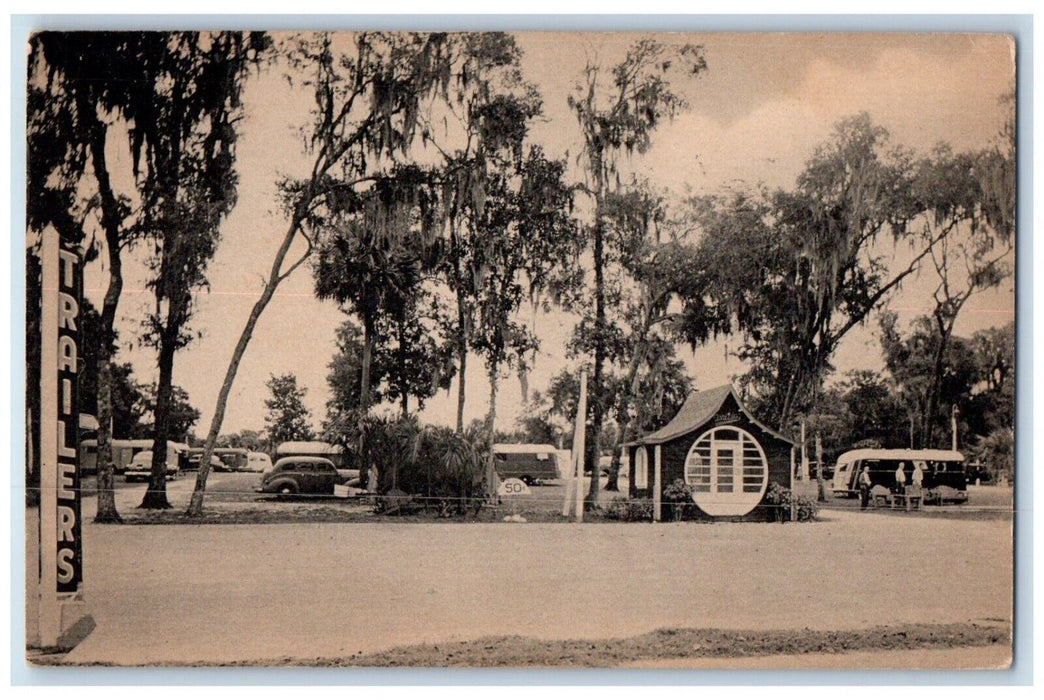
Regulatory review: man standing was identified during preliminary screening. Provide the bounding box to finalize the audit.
[912,461,925,488]
[894,461,907,493]
[908,460,926,511]
[859,465,872,510]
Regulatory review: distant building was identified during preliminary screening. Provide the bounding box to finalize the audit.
[625,384,795,521]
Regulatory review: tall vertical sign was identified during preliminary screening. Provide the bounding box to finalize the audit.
[38,230,85,648]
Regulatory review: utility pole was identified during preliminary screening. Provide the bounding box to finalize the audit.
[800,417,809,481]
[951,405,959,451]
[815,432,825,502]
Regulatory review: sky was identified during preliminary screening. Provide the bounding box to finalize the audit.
[77,31,1016,437]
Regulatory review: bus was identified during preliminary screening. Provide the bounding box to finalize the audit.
[832,449,967,504]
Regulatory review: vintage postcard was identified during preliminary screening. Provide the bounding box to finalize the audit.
[23,29,1015,670]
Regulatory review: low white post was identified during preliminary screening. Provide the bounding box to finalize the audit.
[561,461,574,516]
[653,444,662,522]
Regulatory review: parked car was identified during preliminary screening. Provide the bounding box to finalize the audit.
[246,451,273,473]
[256,456,355,496]
[274,441,352,470]
[185,447,249,472]
[182,452,224,472]
[125,449,181,482]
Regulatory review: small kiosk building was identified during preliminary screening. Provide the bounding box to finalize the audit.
[625,383,796,521]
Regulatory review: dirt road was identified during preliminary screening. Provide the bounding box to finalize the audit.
[44,507,1011,666]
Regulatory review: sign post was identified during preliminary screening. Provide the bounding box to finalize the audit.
[653,445,662,522]
[37,230,87,648]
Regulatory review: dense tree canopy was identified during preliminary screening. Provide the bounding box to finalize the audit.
[30,32,1013,514]
[264,373,315,445]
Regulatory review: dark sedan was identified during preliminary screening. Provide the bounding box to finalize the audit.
[256,456,355,496]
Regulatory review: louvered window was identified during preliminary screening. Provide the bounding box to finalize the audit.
[684,426,768,516]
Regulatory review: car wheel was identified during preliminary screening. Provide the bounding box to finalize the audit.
[279,483,297,496]
[520,476,532,486]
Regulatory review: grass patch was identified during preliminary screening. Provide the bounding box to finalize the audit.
[35,621,1010,667]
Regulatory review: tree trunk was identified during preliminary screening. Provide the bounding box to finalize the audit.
[140,331,176,509]
[87,109,123,522]
[93,258,123,521]
[187,209,308,517]
[93,355,121,522]
[357,306,375,489]
[605,317,654,493]
[923,313,960,449]
[360,307,374,413]
[485,362,499,498]
[399,308,409,418]
[605,443,623,493]
[778,372,799,432]
[455,283,468,433]
[586,212,606,509]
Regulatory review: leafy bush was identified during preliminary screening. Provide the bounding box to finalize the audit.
[764,481,818,522]
[599,499,654,521]
[662,478,696,521]
[331,414,488,515]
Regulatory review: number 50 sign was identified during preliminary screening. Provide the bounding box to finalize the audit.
[497,478,531,496]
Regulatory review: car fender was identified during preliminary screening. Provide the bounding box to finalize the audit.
[265,478,299,494]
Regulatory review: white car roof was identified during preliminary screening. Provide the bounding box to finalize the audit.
[274,456,335,466]
[275,441,343,455]
[836,449,964,464]
[492,444,558,454]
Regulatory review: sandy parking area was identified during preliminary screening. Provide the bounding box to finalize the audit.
[35,505,1011,666]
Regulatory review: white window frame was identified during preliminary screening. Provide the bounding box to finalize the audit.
[634,446,648,489]
[684,425,769,517]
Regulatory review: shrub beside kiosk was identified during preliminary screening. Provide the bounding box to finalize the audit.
[625,384,796,522]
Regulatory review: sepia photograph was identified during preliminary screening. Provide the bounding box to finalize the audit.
[21,26,1017,672]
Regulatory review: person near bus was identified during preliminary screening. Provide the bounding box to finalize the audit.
[907,460,925,510]
[912,461,925,488]
[894,462,907,494]
[858,465,872,509]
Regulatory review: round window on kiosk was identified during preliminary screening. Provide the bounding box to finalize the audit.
[684,426,769,516]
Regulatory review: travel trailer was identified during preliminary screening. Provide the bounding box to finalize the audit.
[80,438,154,475]
[491,444,561,485]
[832,449,967,504]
